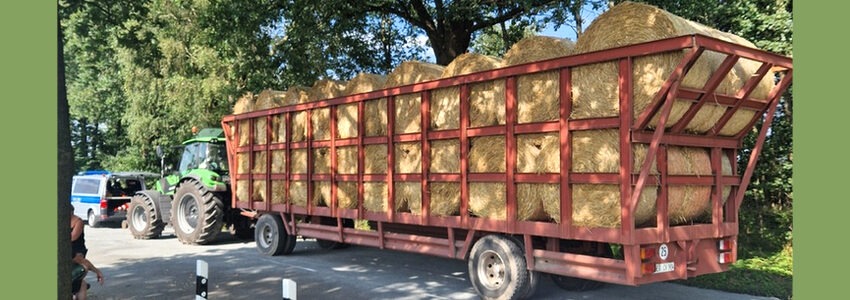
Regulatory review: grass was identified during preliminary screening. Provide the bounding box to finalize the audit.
[676,246,792,299]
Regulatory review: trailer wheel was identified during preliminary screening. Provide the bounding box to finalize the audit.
[255,214,296,256]
[128,193,164,239]
[87,210,101,228]
[468,235,536,300]
[171,179,224,245]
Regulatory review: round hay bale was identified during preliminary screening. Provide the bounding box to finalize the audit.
[291,111,307,142]
[233,92,255,114]
[236,180,249,203]
[337,181,358,209]
[313,181,331,207]
[385,61,445,88]
[668,185,711,225]
[430,87,460,130]
[237,120,252,147]
[312,108,331,141]
[667,146,711,175]
[430,182,461,216]
[364,144,388,174]
[337,103,359,139]
[567,184,658,228]
[289,181,308,206]
[272,115,287,143]
[503,36,576,123]
[282,86,312,105]
[290,149,308,174]
[364,98,388,137]
[394,94,422,134]
[469,182,506,220]
[517,183,555,222]
[570,62,621,119]
[271,150,286,173]
[504,35,576,66]
[430,139,460,173]
[251,151,267,174]
[572,129,619,173]
[252,180,266,202]
[394,142,422,174]
[718,109,757,136]
[309,79,345,102]
[516,133,560,174]
[336,146,358,175]
[254,118,268,145]
[441,53,506,127]
[632,144,660,175]
[575,1,773,132]
[469,136,506,173]
[313,147,331,174]
[394,182,422,214]
[236,153,250,174]
[363,182,388,212]
[344,73,387,95]
[271,180,285,204]
[255,89,288,110]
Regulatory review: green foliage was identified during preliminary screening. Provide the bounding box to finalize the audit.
[678,246,793,299]
[470,21,537,57]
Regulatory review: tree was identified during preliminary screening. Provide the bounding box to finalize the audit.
[58,15,73,299]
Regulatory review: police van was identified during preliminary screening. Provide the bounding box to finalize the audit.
[71,170,157,227]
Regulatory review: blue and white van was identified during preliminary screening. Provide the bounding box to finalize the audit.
[71,170,157,227]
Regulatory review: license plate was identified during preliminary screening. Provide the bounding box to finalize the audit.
[655,262,675,273]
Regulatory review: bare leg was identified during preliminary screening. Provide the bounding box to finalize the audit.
[75,279,88,300]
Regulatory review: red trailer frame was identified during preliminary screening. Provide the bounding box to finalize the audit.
[221,34,792,288]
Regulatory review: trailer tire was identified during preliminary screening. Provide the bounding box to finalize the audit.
[128,193,164,239]
[255,214,296,256]
[87,210,101,228]
[171,179,224,245]
[468,235,535,300]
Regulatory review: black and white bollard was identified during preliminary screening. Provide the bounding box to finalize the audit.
[282,278,297,300]
[196,260,209,300]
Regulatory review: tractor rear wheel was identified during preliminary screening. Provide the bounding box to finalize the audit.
[127,193,164,239]
[171,179,224,245]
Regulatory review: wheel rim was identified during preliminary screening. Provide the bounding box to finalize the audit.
[88,211,96,226]
[177,194,199,233]
[131,205,147,230]
[478,250,506,290]
[258,223,273,248]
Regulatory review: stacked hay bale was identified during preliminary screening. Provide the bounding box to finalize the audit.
[232,92,255,202]
[380,61,445,214]
[435,53,506,128]
[573,1,774,135]
[515,132,561,221]
[310,79,345,141]
[502,36,576,123]
[341,74,387,139]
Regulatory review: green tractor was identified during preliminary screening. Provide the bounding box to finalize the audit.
[126,128,253,244]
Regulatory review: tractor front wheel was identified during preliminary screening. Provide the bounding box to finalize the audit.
[171,179,224,245]
[127,193,164,239]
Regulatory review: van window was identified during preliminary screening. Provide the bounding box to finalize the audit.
[73,178,101,195]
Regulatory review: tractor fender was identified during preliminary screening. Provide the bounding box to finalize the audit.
[181,174,228,192]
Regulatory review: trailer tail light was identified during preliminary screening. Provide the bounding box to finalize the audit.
[641,262,656,275]
[718,252,734,264]
[718,239,734,251]
[640,247,656,260]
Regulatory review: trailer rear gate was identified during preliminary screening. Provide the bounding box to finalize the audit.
[221,35,792,287]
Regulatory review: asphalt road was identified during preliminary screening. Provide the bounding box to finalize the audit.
[80,224,777,300]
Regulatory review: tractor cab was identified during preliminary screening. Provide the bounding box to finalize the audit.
[178,130,229,176]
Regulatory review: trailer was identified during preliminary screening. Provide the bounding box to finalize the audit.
[221,34,792,299]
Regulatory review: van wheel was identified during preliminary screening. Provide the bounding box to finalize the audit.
[87,210,100,228]
[468,235,536,300]
[255,214,296,256]
[128,193,164,239]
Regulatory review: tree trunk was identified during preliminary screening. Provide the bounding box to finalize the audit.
[429,25,472,66]
[58,20,74,299]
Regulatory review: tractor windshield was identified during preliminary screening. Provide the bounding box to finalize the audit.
[178,142,228,175]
